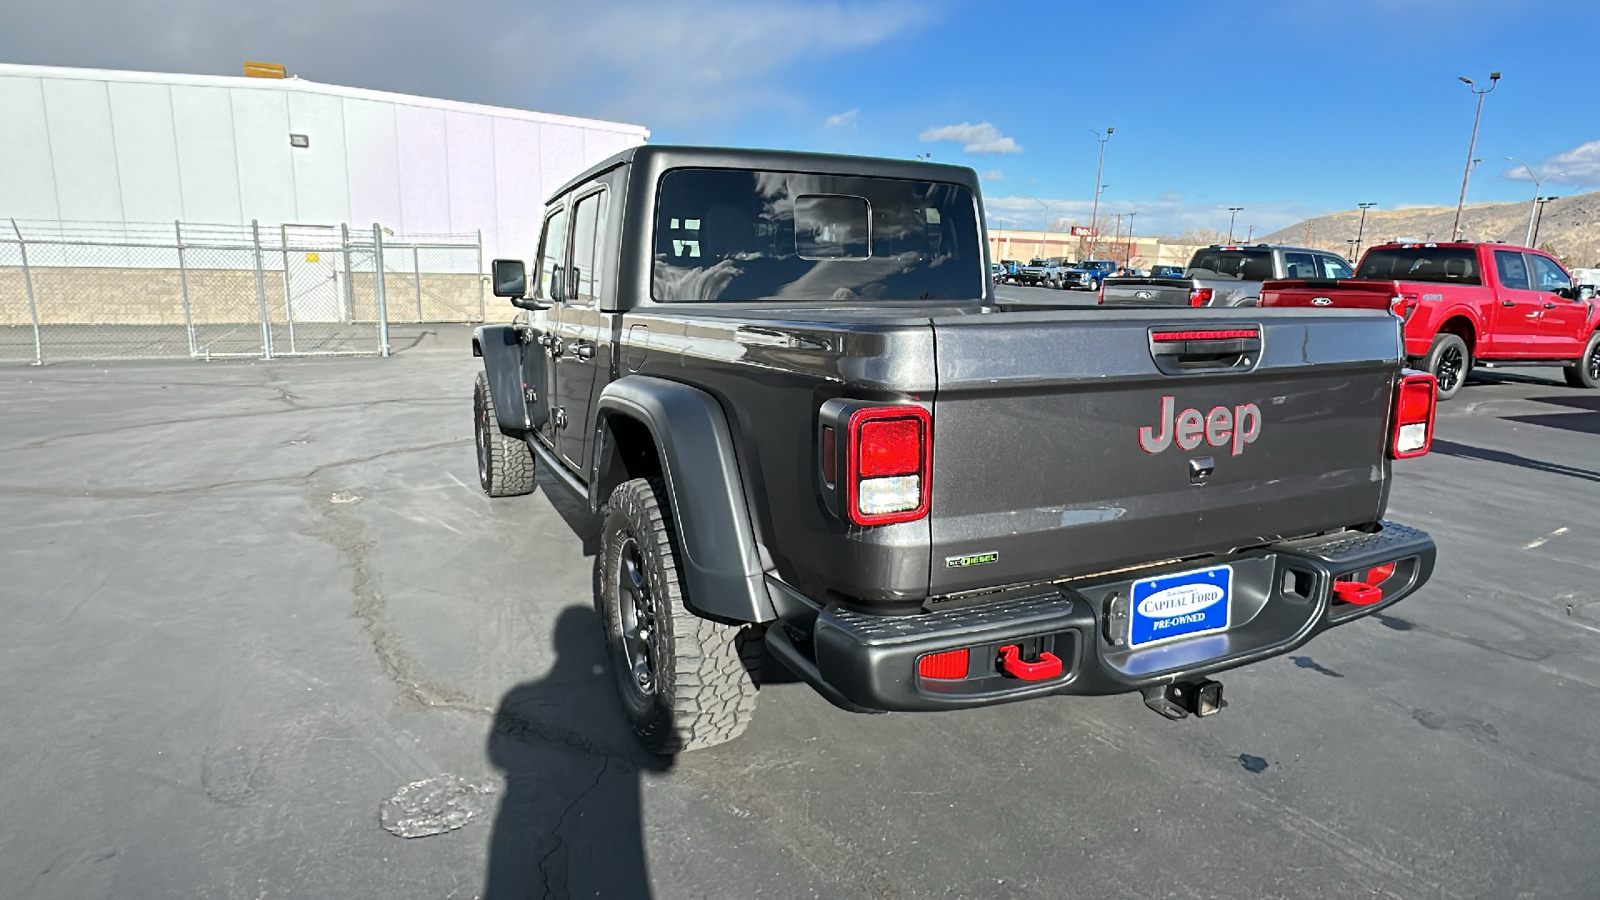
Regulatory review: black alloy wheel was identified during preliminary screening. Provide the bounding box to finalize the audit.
[614,536,663,701]
[1564,332,1600,389]
[1424,333,1470,401]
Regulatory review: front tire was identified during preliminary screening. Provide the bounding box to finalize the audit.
[1422,333,1470,401]
[473,372,536,497]
[600,477,759,754]
[1564,332,1600,388]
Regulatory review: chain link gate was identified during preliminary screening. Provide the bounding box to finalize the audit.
[0,218,484,364]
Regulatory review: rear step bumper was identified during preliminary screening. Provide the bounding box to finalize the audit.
[769,521,1435,713]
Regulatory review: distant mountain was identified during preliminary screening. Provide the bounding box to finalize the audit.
[1259,191,1600,267]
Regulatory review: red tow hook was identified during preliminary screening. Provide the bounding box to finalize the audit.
[998,645,1063,681]
[1332,580,1383,605]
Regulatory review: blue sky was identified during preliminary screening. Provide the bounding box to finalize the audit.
[5,0,1598,235]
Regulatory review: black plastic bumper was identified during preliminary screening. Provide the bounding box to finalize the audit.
[767,521,1435,713]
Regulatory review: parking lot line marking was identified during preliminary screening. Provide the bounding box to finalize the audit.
[1523,527,1569,550]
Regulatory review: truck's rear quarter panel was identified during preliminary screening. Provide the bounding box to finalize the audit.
[926,309,1404,596]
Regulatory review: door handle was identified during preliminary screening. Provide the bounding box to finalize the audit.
[1500,300,1516,308]
[1544,302,1558,309]
[572,341,595,360]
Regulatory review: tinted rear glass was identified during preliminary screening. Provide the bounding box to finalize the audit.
[1188,249,1273,281]
[1355,247,1482,285]
[652,168,983,303]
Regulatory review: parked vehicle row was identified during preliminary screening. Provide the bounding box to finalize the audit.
[997,257,1121,290]
[1102,244,1353,309]
[473,146,1439,755]
[1261,242,1600,399]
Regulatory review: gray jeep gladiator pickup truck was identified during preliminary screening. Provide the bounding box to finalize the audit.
[472,146,1439,754]
[1102,244,1354,307]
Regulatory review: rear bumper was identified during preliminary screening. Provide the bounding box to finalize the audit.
[767,521,1434,713]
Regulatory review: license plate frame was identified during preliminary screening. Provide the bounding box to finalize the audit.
[1128,564,1233,649]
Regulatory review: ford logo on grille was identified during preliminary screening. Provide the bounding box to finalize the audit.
[1311,297,1333,306]
[1136,583,1225,618]
[1135,290,1154,300]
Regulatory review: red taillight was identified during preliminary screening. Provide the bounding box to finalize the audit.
[1389,293,1418,319]
[846,405,931,526]
[858,418,922,477]
[1189,287,1214,307]
[917,648,969,680]
[1391,373,1437,459]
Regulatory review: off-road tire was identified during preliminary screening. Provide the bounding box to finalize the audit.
[601,477,760,754]
[1422,333,1471,401]
[473,372,536,497]
[1564,332,1600,389]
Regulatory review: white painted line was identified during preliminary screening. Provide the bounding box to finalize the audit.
[1523,526,1569,550]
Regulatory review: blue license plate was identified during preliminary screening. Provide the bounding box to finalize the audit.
[1129,564,1233,648]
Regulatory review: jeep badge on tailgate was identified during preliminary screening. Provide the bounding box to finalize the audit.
[1138,396,1262,456]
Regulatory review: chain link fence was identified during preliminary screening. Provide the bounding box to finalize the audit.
[0,218,485,364]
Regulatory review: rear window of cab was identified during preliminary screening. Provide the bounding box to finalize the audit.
[1355,247,1482,285]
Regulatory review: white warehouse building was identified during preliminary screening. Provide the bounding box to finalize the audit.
[0,63,650,263]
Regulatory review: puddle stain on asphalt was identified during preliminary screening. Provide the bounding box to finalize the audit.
[380,773,500,838]
[1238,754,1269,774]
[1411,709,1499,743]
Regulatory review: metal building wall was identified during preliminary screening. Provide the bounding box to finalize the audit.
[0,64,648,262]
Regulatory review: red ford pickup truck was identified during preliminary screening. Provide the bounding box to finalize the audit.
[1261,242,1600,399]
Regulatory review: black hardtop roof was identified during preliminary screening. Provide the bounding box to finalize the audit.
[547,144,982,204]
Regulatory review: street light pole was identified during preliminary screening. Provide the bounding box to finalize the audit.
[1089,127,1114,245]
[1532,196,1558,246]
[1354,202,1376,260]
[1452,71,1501,240]
[1227,207,1243,243]
[1126,211,1137,265]
[1505,156,1544,246]
[1020,193,1058,260]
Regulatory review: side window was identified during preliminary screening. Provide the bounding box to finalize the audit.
[1318,255,1353,279]
[536,204,569,300]
[569,189,609,305]
[1494,250,1530,291]
[1528,254,1571,293]
[1283,251,1318,279]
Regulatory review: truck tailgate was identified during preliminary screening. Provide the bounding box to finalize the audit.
[927,309,1404,596]
[1260,279,1396,309]
[1101,277,1192,306]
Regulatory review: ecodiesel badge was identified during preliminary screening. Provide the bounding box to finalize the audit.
[946,551,999,569]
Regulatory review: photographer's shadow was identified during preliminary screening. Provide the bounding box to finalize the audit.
[484,605,670,899]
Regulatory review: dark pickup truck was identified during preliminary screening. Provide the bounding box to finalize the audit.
[472,146,1439,754]
[1102,244,1354,308]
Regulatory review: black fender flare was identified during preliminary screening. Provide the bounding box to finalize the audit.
[594,376,774,624]
[473,324,532,435]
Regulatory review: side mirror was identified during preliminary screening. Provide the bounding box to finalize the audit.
[491,259,527,298]
[1554,285,1579,301]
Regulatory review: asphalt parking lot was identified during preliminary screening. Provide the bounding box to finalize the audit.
[3,326,1598,899]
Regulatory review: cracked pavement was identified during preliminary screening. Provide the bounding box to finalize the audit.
[2,325,1598,899]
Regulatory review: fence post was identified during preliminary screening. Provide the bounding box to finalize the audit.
[11,218,42,366]
[252,220,273,359]
[340,223,355,322]
[476,228,485,322]
[373,224,391,358]
[279,224,298,354]
[412,245,423,323]
[175,221,197,358]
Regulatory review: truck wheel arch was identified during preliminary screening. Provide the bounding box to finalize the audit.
[473,324,533,435]
[593,376,775,624]
[1437,314,1477,353]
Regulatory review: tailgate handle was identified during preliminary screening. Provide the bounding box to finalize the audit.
[1148,327,1261,374]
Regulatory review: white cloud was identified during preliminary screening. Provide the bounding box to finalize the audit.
[984,193,1328,238]
[1506,139,1600,187]
[0,0,927,126]
[980,169,1004,181]
[824,108,860,129]
[918,122,1022,155]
